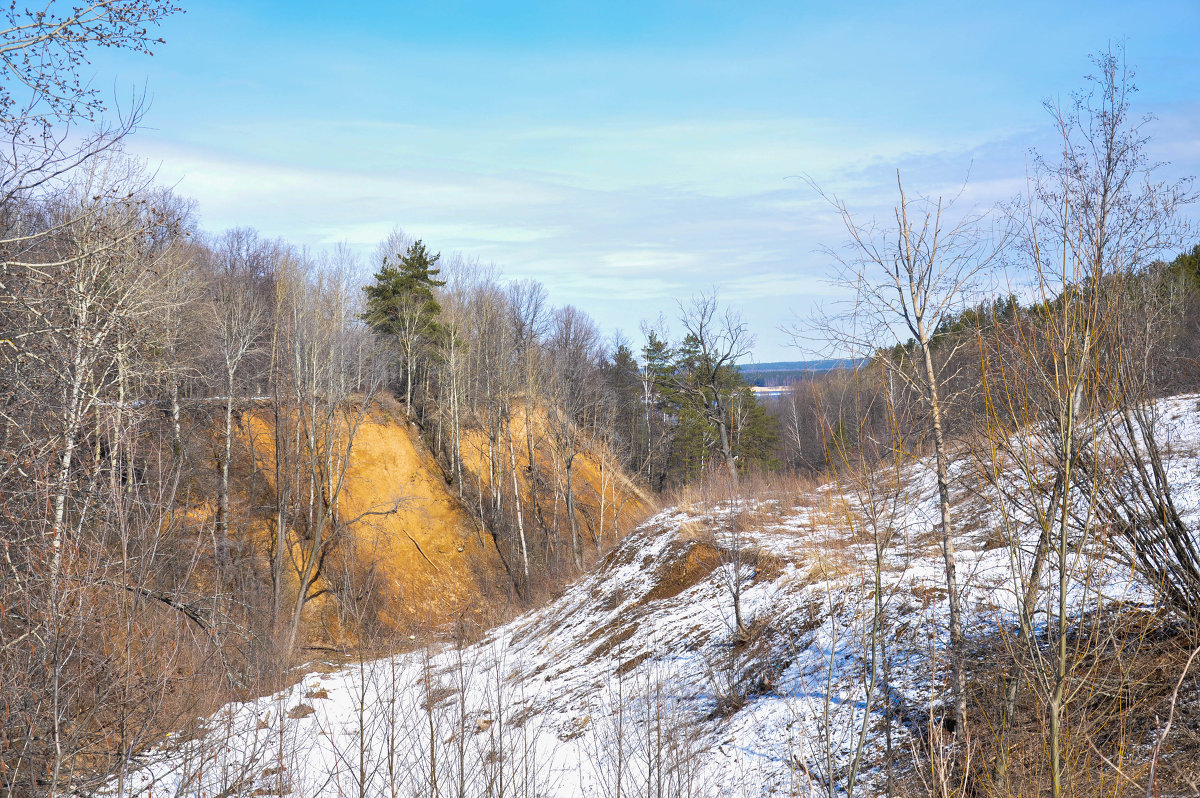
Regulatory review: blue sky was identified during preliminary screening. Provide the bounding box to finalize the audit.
[93,0,1200,361]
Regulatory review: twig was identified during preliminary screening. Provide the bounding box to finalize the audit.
[1146,643,1200,798]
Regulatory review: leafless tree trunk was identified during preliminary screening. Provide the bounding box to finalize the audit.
[209,233,265,556]
[279,255,391,657]
[979,49,1193,798]
[802,170,999,736]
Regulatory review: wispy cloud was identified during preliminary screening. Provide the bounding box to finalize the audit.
[109,0,1200,360]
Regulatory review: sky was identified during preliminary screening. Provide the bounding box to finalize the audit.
[90,0,1200,362]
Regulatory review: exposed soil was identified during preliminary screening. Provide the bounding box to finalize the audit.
[642,541,723,604]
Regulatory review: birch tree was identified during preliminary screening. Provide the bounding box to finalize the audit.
[980,49,1195,797]
[803,172,1000,736]
[208,230,267,554]
[546,304,604,571]
[280,253,391,656]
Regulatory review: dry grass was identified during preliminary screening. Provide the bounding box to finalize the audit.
[660,465,827,513]
[641,539,723,604]
[956,610,1200,798]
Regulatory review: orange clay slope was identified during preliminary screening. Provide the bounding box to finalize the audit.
[458,403,652,558]
[231,397,651,650]
[239,398,510,647]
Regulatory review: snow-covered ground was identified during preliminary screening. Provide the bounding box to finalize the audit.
[104,395,1200,798]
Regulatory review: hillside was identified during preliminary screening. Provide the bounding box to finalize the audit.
[238,402,508,640]
[108,395,1200,797]
[457,404,651,558]
[5,12,1196,798]
[230,397,650,647]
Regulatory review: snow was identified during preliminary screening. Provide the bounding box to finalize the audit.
[101,394,1200,798]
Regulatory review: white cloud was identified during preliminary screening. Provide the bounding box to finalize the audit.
[125,96,1200,363]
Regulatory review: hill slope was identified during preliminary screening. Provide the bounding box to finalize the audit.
[226,398,648,647]
[111,395,1200,797]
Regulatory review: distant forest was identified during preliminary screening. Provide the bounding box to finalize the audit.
[738,358,863,386]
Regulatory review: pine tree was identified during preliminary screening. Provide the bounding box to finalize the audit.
[602,343,642,473]
[640,332,676,488]
[363,240,447,416]
[730,383,779,472]
[636,328,778,486]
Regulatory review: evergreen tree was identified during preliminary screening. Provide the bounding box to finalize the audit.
[602,342,643,473]
[730,383,780,472]
[640,331,677,489]
[636,328,779,486]
[363,239,447,416]
[1167,243,1200,290]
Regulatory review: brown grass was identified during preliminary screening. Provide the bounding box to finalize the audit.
[642,540,723,604]
[959,610,1200,798]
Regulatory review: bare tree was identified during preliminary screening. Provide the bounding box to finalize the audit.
[801,172,1000,736]
[207,230,267,554]
[278,253,392,656]
[0,1,180,213]
[0,157,206,796]
[507,278,550,581]
[545,304,605,571]
[979,49,1195,798]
